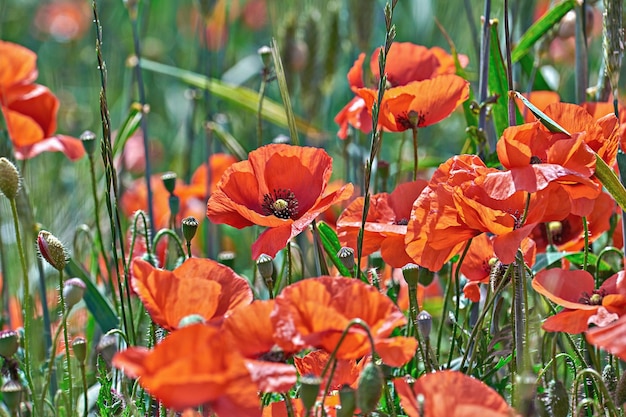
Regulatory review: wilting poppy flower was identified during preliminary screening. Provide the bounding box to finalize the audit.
[0,40,84,160]
[335,42,467,139]
[355,75,469,132]
[532,269,626,333]
[394,371,516,417]
[113,324,261,415]
[207,144,353,258]
[271,276,417,366]
[131,257,253,331]
[294,350,363,392]
[530,191,615,252]
[336,180,428,267]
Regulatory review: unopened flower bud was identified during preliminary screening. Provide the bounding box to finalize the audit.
[338,385,356,417]
[299,374,321,411]
[0,330,19,358]
[356,362,383,414]
[217,251,235,268]
[72,337,87,364]
[182,216,199,243]
[37,230,68,271]
[1,380,22,412]
[257,253,274,280]
[337,247,355,271]
[80,130,97,156]
[63,278,86,310]
[0,157,20,200]
[417,310,432,339]
[402,263,420,287]
[161,172,177,194]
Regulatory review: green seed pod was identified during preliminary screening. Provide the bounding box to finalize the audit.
[72,337,87,365]
[337,385,356,417]
[356,362,383,414]
[182,216,199,243]
[257,253,274,280]
[178,314,206,328]
[402,263,419,287]
[337,247,355,271]
[161,172,177,194]
[80,130,97,156]
[545,380,569,417]
[217,251,235,268]
[1,380,22,412]
[300,374,321,412]
[0,330,19,358]
[0,157,20,200]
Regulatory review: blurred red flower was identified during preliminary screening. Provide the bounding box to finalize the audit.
[271,276,417,366]
[207,144,353,258]
[293,350,363,392]
[532,269,626,333]
[131,257,253,331]
[394,371,516,417]
[34,0,91,42]
[335,42,468,139]
[336,180,427,268]
[0,40,84,160]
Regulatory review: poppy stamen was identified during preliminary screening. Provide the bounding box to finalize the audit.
[529,155,543,164]
[262,189,299,219]
[579,289,606,305]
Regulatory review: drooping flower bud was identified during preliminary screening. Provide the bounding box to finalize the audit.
[63,278,86,310]
[0,157,20,200]
[72,337,87,365]
[37,230,68,271]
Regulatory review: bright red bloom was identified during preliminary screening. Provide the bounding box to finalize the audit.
[532,269,626,333]
[207,144,353,258]
[131,257,253,331]
[113,324,262,415]
[293,350,363,392]
[0,40,84,160]
[336,180,427,267]
[271,276,417,367]
[355,75,469,132]
[335,42,467,139]
[394,371,516,417]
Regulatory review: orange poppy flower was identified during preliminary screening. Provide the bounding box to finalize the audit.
[206,144,354,258]
[532,269,626,333]
[394,371,516,417]
[271,276,417,367]
[131,257,253,331]
[294,350,363,392]
[334,42,467,139]
[113,324,262,415]
[336,180,428,268]
[516,91,561,123]
[582,100,626,153]
[529,190,615,252]
[0,40,84,160]
[34,0,91,42]
[262,395,343,417]
[355,74,469,132]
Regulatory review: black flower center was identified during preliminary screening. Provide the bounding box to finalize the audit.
[262,189,299,219]
[395,218,409,225]
[529,155,543,164]
[396,111,427,130]
[579,289,606,305]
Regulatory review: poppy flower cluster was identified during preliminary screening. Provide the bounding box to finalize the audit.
[0,40,84,160]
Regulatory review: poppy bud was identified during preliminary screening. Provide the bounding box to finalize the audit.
[37,230,68,271]
[0,330,19,358]
[256,253,274,280]
[337,385,356,417]
[1,380,22,412]
[182,216,199,243]
[337,247,355,271]
[299,374,321,411]
[489,258,507,292]
[402,263,420,287]
[217,251,235,268]
[417,310,432,339]
[72,337,87,365]
[0,157,20,200]
[63,278,86,310]
[161,172,177,194]
[80,130,97,156]
[356,362,383,414]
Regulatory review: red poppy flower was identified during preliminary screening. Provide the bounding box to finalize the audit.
[354,74,469,132]
[336,180,428,267]
[271,276,417,367]
[0,40,84,160]
[335,42,467,139]
[532,269,626,333]
[207,144,353,258]
[34,0,91,42]
[262,395,342,417]
[131,257,253,331]
[394,371,516,417]
[113,324,261,415]
[586,311,626,360]
[294,350,364,392]
[582,101,626,153]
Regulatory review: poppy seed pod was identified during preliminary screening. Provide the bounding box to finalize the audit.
[72,337,87,365]
[63,278,86,310]
[356,362,383,414]
[1,379,23,412]
[182,216,199,243]
[0,157,20,200]
[337,247,355,271]
[258,45,272,68]
[37,230,68,271]
[402,263,420,287]
[161,172,177,194]
[217,251,235,268]
[417,310,432,339]
[177,314,206,328]
[0,330,19,358]
[299,374,322,411]
[338,385,356,417]
[256,253,274,280]
[80,130,97,156]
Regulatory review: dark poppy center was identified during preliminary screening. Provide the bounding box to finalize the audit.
[529,155,543,164]
[395,218,409,225]
[579,289,606,305]
[396,111,426,129]
[262,189,299,219]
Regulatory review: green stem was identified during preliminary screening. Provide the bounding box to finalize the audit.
[411,126,419,180]
[80,363,88,416]
[152,229,185,264]
[40,307,66,412]
[58,269,74,417]
[407,282,430,372]
[257,76,267,147]
[287,242,293,286]
[447,240,472,368]
[582,216,589,272]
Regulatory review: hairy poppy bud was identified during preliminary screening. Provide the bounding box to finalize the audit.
[356,362,383,414]
[0,157,20,200]
[37,230,68,271]
[63,278,86,310]
[0,330,19,358]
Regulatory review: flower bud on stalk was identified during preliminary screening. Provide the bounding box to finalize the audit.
[37,230,69,271]
[0,157,20,200]
[63,278,86,310]
[0,330,19,358]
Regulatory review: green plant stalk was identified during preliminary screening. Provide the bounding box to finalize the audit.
[87,152,116,309]
[9,199,35,410]
[152,229,185,262]
[58,269,74,417]
[407,281,430,373]
[574,2,589,103]
[40,306,67,413]
[79,362,88,416]
[286,242,293,286]
[411,127,419,180]
[447,240,471,368]
[582,217,590,272]
[257,74,268,148]
[270,39,299,146]
[572,368,620,417]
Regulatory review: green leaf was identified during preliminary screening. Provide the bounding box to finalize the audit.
[512,0,576,63]
[595,154,626,213]
[270,38,300,145]
[65,259,119,333]
[532,251,570,273]
[112,104,142,158]
[205,121,248,161]
[488,21,510,139]
[316,221,352,278]
[140,58,322,139]
[518,54,552,91]
[512,91,571,134]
